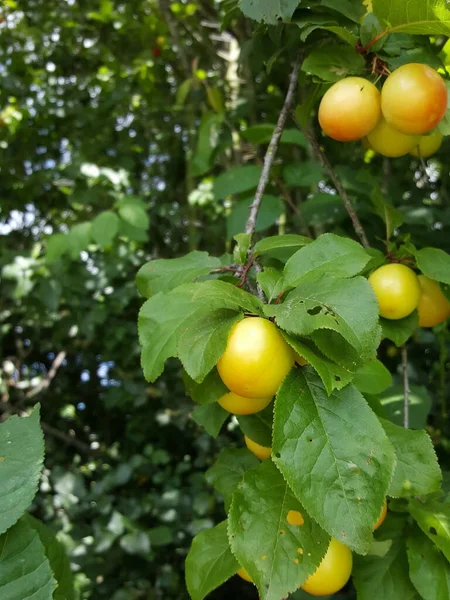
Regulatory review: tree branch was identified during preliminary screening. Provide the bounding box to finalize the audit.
[26,351,66,398]
[295,123,370,249]
[402,344,409,428]
[159,0,190,76]
[245,55,301,236]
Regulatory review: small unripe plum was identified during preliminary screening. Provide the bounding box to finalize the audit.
[367,118,418,157]
[381,63,448,135]
[410,130,443,158]
[318,77,381,142]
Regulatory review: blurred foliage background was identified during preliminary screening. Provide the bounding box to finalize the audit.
[1,1,449,598]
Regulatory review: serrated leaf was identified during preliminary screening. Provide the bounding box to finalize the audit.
[228,460,330,600]
[273,369,396,554]
[0,406,44,536]
[257,267,284,303]
[283,334,355,395]
[91,211,119,248]
[266,275,380,364]
[283,233,370,288]
[407,527,450,600]
[415,247,450,285]
[191,403,229,438]
[318,0,365,22]
[0,518,56,600]
[380,419,441,498]
[237,404,273,447]
[205,448,260,510]
[183,369,228,405]
[45,234,69,262]
[138,281,262,382]
[301,45,365,82]
[118,197,149,230]
[253,234,312,260]
[227,196,283,239]
[409,495,450,561]
[353,515,418,600]
[372,0,450,36]
[283,161,325,187]
[380,385,431,429]
[26,516,74,600]
[213,165,262,200]
[239,0,299,24]
[136,251,221,298]
[241,125,307,147]
[381,312,418,347]
[360,13,386,52]
[186,521,238,600]
[370,186,404,240]
[233,233,251,264]
[296,15,358,46]
[354,360,392,395]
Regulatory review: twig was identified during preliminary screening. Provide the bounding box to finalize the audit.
[26,351,66,398]
[40,421,94,455]
[245,55,301,236]
[402,345,409,428]
[159,0,190,76]
[253,262,265,302]
[294,122,370,248]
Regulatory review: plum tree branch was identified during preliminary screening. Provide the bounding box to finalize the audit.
[294,121,370,248]
[402,344,409,428]
[245,55,301,236]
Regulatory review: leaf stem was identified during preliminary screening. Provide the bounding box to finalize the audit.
[245,55,301,236]
[402,344,409,428]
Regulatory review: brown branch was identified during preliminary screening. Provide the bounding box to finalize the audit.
[26,351,66,398]
[298,123,370,248]
[159,0,190,76]
[402,345,409,428]
[245,55,301,236]
[40,421,94,455]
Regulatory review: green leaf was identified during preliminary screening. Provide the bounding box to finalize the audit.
[381,311,418,347]
[301,45,365,82]
[317,0,365,23]
[233,233,251,264]
[257,267,284,302]
[227,196,283,239]
[283,161,325,187]
[0,518,56,600]
[295,85,328,129]
[185,521,238,600]
[301,193,347,227]
[409,495,450,561]
[213,165,262,199]
[136,251,221,298]
[91,211,119,248]
[118,196,149,230]
[370,186,404,240]
[228,460,330,600]
[380,385,431,429]
[239,0,299,24]
[380,419,441,498]
[273,369,396,554]
[296,15,358,46]
[283,335,356,395]
[183,369,228,405]
[353,515,418,600]
[360,13,386,52]
[26,516,74,600]
[353,360,393,395]
[191,403,229,438]
[138,281,262,382]
[45,233,69,262]
[283,233,370,288]
[407,527,450,600]
[190,112,225,177]
[206,87,225,114]
[253,234,312,262]
[118,218,148,242]
[372,0,450,36]
[68,222,92,258]
[241,125,307,147]
[176,78,194,106]
[415,247,450,285]
[205,448,260,509]
[266,275,381,364]
[0,406,44,536]
[237,404,273,447]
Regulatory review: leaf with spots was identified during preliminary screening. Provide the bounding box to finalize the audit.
[407,526,450,600]
[228,460,330,600]
[409,494,450,562]
[272,368,396,554]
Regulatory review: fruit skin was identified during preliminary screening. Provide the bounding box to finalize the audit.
[368,263,421,320]
[301,538,353,596]
[244,435,271,460]
[381,63,448,135]
[410,130,443,158]
[366,118,418,157]
[318,77,381,142]
[237,567,252,583]
[417,275,450,327]
[294,352,308,367]
[373,500,387,531]
[217,317,294,399]
[218,392,272,415]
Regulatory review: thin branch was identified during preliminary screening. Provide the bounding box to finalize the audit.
[402,345,409,428]
[253,262,265,302]
[295,123,370,249]
[245,55,301,236]
[159,0,190,76]
[40,421,94,455]
[26,351,66,398]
